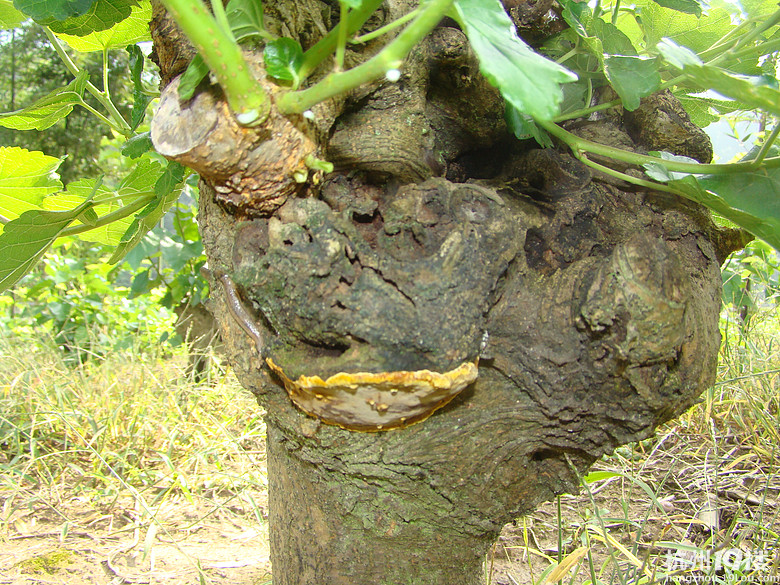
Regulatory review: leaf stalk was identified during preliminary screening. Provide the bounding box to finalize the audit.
[536,119,780,175]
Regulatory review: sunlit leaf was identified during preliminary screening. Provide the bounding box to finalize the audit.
[651,0,703,16]
[544,547,589,584]
[453,0,577,120]
[738,0,780,19]
[0,147,62,222]
[675,94,744,127]
[45,0,138,36]
[54,0,150,50]
[42,160,163,246]
[658,38,780,116]
[13,0,95,22]
[0,70,88,131]
[639,0,735,54]
[109,161,185,263]
[42,177,124,245]
[0,200,91,292]
[0,0,27,27]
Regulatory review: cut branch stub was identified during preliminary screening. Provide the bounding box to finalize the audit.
[151,75,317,217]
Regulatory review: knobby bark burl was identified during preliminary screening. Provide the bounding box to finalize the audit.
[150,1,746,582]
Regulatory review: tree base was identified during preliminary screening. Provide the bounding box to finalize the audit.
[266,422,495,585]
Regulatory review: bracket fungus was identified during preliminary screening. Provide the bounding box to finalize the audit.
[266,358,479,431]
[216,266,478,431]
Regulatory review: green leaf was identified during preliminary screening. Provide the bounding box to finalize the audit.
[651,0,702,16]
[13,0,95,22]
[565,12,657,111]
[453,0,577,120]
[658,38,780,116]
[127,43,153,130]
[153,161,185,199]
[650,148,780,251]
[0,199,92,292]
[0,0,27,28]
[721,263,757,310]
[505,104,553,147]
[675,93,744,127]
[43,160,162,245]
[583,470,622,483]
[603,55,661,111]
[54,0,150,50]
[340,0,363,8]
[643,151,701,181]
[656,38,702,68]
[738,0,780,19]
[226,0,267,42]
[263,37,303,84]
[178,54,209,101]
[639,0,736,55]
[559,0,588,37]
[0,147,63,223]
[121,132,153,158]
[588,18,637,55]
[78,206,99,226]
[0,69,88,131]
[45,0,138,37]
[109,161,185,263]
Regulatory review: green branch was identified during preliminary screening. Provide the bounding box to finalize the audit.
[277,0,455,115]
[43,27,132,135]
[76,98,125,135]
[577,153,683,196]
[335,1,349,71]
[752,124,780,166]
[351,6,421,45]
[159,0,270,125]
[60,195,155,238]
[536,119,780,175]
[298,0,385,81]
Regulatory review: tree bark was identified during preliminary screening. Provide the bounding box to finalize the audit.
[149,1,747,582]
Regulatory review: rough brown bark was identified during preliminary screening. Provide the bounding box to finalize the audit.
[149,1,747,582]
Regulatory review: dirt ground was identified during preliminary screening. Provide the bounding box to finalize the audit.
[1,427,777,584]
[0,484,271,584]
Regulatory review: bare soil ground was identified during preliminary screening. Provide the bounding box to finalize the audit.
[2,424,777,584]
[0,481,271,584]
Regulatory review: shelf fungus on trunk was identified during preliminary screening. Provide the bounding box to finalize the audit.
[215,268,479,431]
[266,357,478,431]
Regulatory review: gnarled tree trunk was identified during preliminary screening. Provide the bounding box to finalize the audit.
[149,1,745,582]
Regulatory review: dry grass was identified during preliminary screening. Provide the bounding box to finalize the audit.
[492,309,780,585]
[0,302,778,585]
[0,332,270,584]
